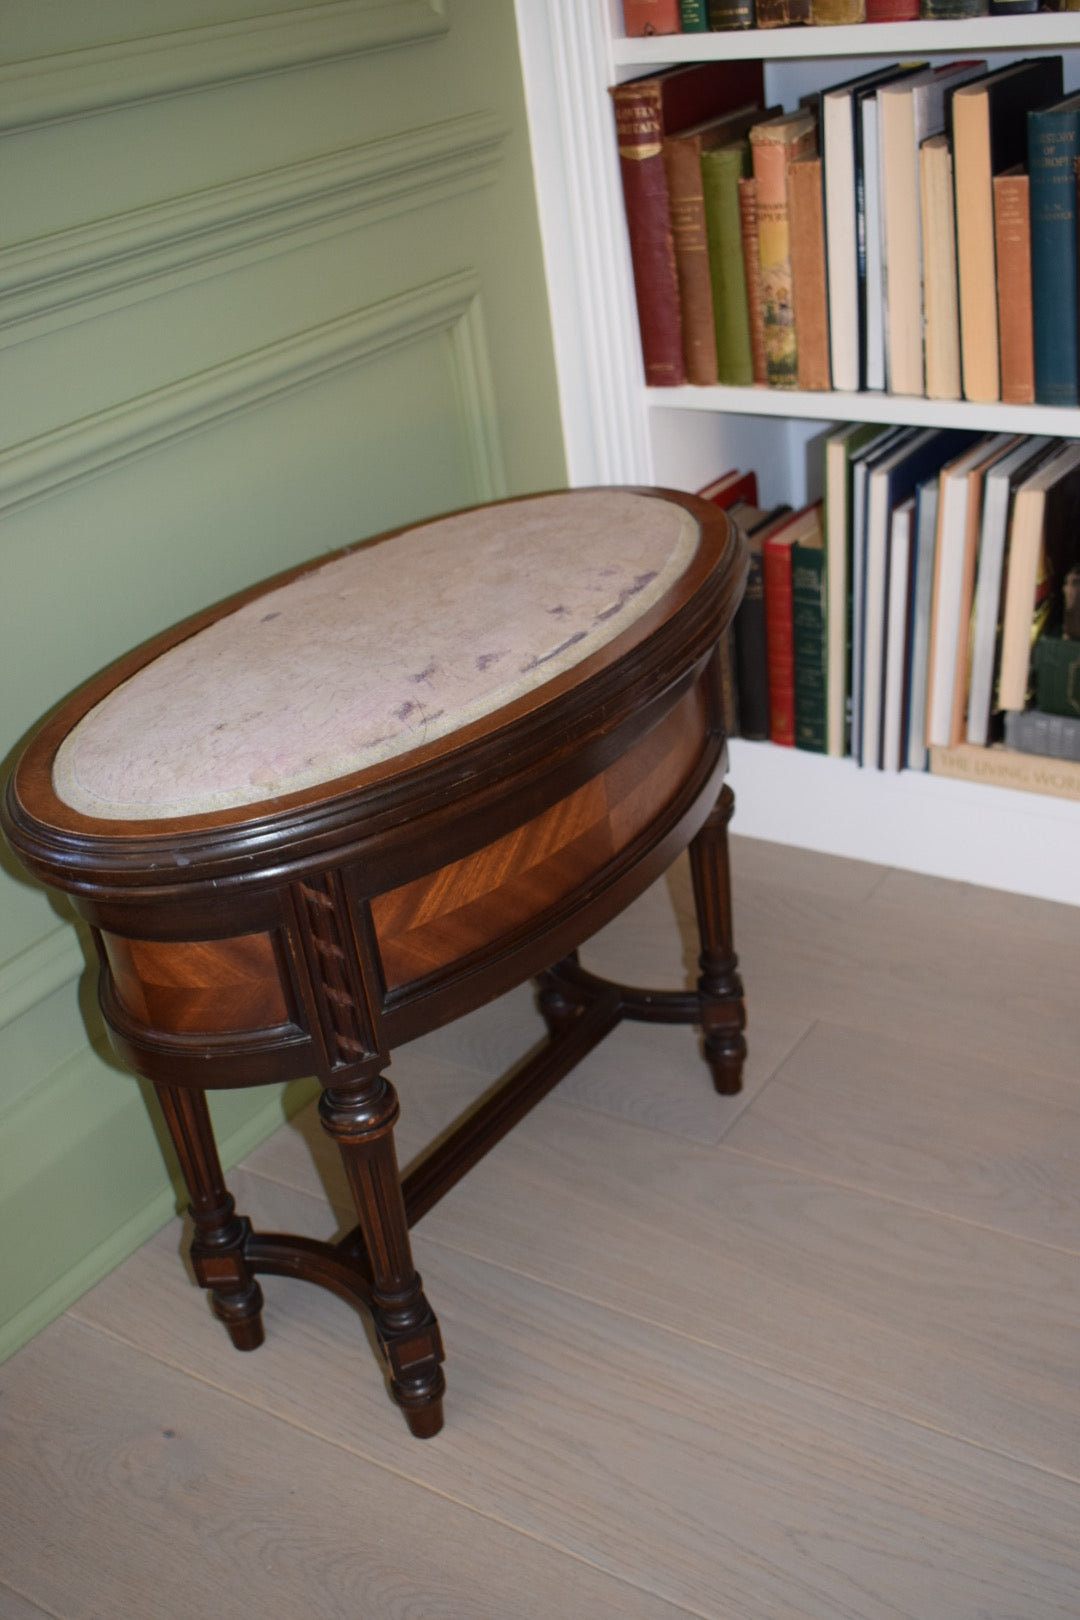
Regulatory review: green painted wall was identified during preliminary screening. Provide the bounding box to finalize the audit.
[0,0,567,1358]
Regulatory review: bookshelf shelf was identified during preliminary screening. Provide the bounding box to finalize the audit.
[728,738,1080,904]
[613,15,1080,69]
[514,0,1080,902]
[646,385,1080,437]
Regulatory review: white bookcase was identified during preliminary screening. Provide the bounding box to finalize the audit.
[513,0,1080,903]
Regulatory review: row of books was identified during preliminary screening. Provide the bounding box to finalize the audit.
[707,425,1080,779]
[613,54,1080,405]
[624,0,1075,30]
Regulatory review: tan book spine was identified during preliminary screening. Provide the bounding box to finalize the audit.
[953,88,1001,403]
[750,112,817,390]
[811,0,865,18]
[737,175,768,385]
[929,742,1080,802]
[993,167,1035,406]
[948,442,1018,746]
[786,156,831,390]
[998,484,1047,710]
[925,441,975,747]
[663,134,719,385]
[880,85,924,397]
[919,134,962,402]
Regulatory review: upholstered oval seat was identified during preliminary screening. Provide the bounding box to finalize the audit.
[52,490,699,821]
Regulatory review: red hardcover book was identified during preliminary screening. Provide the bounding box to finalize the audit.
[763,503,821,746]
[698,468,759,507]
[865,0,918,16]
[610,61,766,387]
[763,543,796,746]
[622,0,682,32]
[993,166,1035,404]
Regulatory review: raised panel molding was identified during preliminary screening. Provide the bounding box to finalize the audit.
[0,0,448,134]
[0,113,507,348]
[0,926,85,1035]
[0,270,508,517]
[0,1036,319,1362]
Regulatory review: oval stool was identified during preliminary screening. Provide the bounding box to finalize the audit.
[2,486,749,1438]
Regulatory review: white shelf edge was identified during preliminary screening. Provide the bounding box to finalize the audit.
[645,385,1080,436]
[727,737,1080,905]
[514,0,653,484]
[614,15,1080,65]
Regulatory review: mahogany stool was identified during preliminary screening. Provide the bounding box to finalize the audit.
[3,487,748,1438]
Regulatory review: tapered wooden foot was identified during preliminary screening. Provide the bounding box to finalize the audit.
[703,1029,748,1096]
[153,1082,267,1348]
[405,1397,445,1439]
[206,1256,266,1351]
[687,783,747,1095]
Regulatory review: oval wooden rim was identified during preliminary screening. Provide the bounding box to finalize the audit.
[3,488,744,898]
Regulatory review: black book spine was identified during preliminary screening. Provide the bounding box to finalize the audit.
[921,0,989,16]
[733,546,770,739]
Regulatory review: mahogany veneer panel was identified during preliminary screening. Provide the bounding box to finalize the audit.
[100,931,289,1034]
[372,685,707,991]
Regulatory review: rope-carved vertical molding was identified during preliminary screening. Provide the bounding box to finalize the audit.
[292,869,385,1074]
[288,868,446,1436]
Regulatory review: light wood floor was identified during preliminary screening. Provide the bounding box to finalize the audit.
[3,834,1080,1619]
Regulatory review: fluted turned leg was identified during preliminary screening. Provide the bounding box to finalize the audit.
[153,1081,265,1349]
[687,783,747,1095]
[319,1072,446,1438]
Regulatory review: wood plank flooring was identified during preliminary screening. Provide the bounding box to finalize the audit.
[3,834,1079,1619]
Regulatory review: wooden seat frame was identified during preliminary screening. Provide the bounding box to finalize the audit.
[2,488,748,1438]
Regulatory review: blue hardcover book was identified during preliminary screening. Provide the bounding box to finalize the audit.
[820,64,925,393]
[1029,92,1080,407]
[905,476,941,772]
[853,66,924,391]
[849,425,911,760]
[858,428,981,768]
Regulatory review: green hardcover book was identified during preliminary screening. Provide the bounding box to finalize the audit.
[680,0,710,25]
[701,142,754,386]
[1033,632,1080,717]
[792,514,828,752]
[707,0,755,26]
[920,0,988,15]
